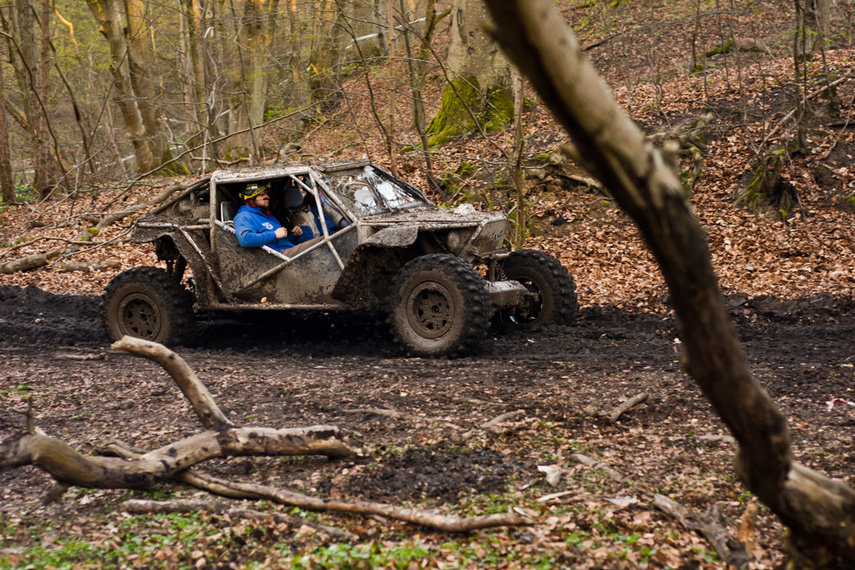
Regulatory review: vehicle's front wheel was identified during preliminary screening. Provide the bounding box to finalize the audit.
[103,267,194,345]
[388,254,490,356]
[497,249,578,328]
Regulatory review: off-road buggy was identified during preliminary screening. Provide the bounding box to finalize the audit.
[103,161,578,356]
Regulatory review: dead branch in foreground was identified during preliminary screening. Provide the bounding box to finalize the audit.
[461,409,525,439]
[342,407,463,430]
[0,337,530,535]
[176,469,531,533]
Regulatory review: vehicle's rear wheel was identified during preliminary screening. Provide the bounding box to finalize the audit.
[497,249,578,328]
[103,267,194,345]
[388,254,490,356]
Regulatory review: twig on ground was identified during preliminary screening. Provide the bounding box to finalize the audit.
[121,498,357,540]
[571,453,626,483]
[53,353,106,361]
[653,493,751,568]
[461,410,525,439]
[602,392,648,423]
[53,259,122,273]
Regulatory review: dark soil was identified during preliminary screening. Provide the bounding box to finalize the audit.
[2,285,854,567]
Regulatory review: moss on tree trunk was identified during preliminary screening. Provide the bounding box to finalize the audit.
[425,76,514,147]
[736,148,797,220]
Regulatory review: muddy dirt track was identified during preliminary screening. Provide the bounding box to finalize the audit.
[1,284,854,566]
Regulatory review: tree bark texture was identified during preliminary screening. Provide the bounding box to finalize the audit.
[181,0,213,158]
[225,0,280,157]
[87,0,154,173]
[124,0,174,168]
[795,0,830,59]
[0,45,15,204]
[480,0,855,566]
[16,0,51,195]
[425,0,513,146]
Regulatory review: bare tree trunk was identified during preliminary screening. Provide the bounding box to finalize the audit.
[387,0,398,177]
[225,0,279,159]
[795,0,830,59]
[181,0,212,164]
[0,45,15,203]
[481,0,855,566]
[400,0,442,190]
[16,0,50,195]
[511,72,525,247]
[124,0,177,171]
[87,0,154,173]
[425,0,514,146]
[35,0,52,198]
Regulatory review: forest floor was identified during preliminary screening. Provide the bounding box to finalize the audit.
[1,285,854,569]
[2,0,855,568]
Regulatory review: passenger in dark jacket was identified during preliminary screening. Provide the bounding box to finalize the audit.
[290,178,349,239]
[233,182,320,256]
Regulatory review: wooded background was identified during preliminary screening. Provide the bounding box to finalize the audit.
[0,0,842,204]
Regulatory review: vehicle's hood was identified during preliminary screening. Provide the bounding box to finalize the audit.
[357,204,507,228]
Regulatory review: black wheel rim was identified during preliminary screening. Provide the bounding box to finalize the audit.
[406,281,454,339]
[117,293,162,340]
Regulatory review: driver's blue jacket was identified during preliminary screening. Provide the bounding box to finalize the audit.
[233,205,310,252]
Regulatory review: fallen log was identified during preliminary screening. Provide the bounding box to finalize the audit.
[0,246,65,274]
[461,410,525,439]
[343,407,463,430]
[602,392,648,423]
[0,425,358,489]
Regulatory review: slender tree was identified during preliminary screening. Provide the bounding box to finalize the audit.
[16,0,52,196]
[224,0,281,159]
[124,0,182,172]
[399,0,445,189]
[0,47,13,204]
[87,0,154,173]
[795,0,831,60]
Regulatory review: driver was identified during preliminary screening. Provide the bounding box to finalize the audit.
[233,182,322,256]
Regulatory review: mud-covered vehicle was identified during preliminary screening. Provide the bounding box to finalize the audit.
[103,161,577,356]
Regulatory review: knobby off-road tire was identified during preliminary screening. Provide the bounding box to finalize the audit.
[388,254,490,357]
[103,267,194,345]
[498,249,578,328]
